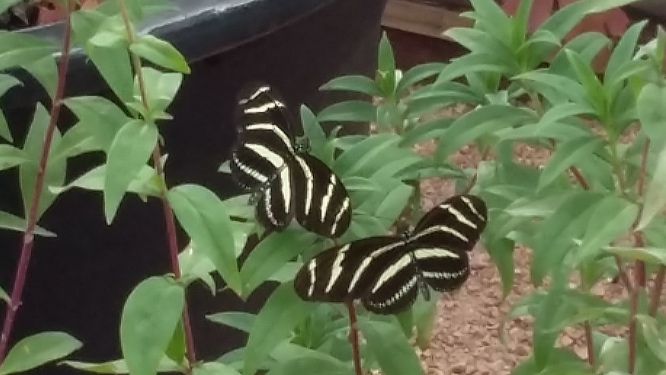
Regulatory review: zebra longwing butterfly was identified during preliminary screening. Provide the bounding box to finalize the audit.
[293,194,487,315]
[229,82,352,239]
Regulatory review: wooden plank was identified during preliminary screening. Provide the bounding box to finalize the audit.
[381,0,472,41]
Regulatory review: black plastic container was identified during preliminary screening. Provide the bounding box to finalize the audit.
[0,0,387,373]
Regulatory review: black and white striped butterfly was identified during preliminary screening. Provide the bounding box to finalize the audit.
[229,82,352,239]
[293,194,487,315]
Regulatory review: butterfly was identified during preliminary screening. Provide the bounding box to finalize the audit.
[293,194,487,314]
[228,82,352,239]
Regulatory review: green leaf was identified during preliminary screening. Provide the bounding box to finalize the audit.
[533,270,568,369]
[604,21,647,88]
[444,27,517,72]
[265,355,349,375]
[605,246,666,266]
[565,49,606,116]
[637,141,666,231]
[193,362,241,375]
[485,237,515,298]
[120,276,184,375]
[0,145,28,171]
[178,243,216,291]
[334,133,400,177]
[469,0,512,42]
[19,104,65,221]
[64,96,131,152]
[395,62,446,96]
[0,285,7,303]
[573,196,638,267]
[0,0,22,14]
[130,34,190,74]
[636,314,666,363]
[538,136,605,191]
[23,56,58,99]
[243,283,314,375]
[358,318,425,375]
[320,75,382,96]
[206,312,256,333]
[0,74,21,142]
[435,105,534,159]
[50,164,160,198]
[531,191,603,285]
[63,358,181,374]
[240,229,315,297]
[0,211,56,237]
[299,105,327,153]
[317,100,376,123]
[137,68,183,118]
[104,120,158,223]
[167,184,241,294]
[377,31,396,97]
[637,83,666,148]
[435,53,509,85]
[0,332,82,375]
[87,28,134,104]
[0,31,58,71]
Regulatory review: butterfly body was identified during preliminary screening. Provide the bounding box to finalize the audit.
[294,195,488,314]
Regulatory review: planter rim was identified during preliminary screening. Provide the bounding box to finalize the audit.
[15,0,338,66]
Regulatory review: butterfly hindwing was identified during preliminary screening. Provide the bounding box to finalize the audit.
[292,153,352,238]
[255,164,293,231]
[412,245,470,292]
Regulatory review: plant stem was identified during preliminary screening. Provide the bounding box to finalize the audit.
[583,321,595,366]
[649,265,665,316]
[628,286,638,374]
[346,302,363,375]
[0,1,75,363]
[116,0,196,371]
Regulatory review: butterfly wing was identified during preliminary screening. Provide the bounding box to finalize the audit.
[291,153,352,238]
[294,236,407,304]
[359,245,421,315]
[411,245,470,293]
[411,194,488,252]
[230,82,296,191]
[254,163,294,232]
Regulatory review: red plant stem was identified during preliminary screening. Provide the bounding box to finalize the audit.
[116,0,196,370]
[628,286,638,374]
[346,302,363,375]
[0,0,75,363]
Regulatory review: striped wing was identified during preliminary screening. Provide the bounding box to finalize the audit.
[294,237,408,303]
[292,153,352,238]
[410,194,488,251]
[230,82,296,191]
[255,164,294,232]
[411,245,469,293]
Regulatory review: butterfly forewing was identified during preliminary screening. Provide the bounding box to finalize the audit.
[230,83,295,191]
[411,194,488,252]
[294,237,406,303]
[292,154,352,238]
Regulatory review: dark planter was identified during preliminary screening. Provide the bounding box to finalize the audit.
[0,0,388,374]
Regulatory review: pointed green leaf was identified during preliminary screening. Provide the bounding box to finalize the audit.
[0,145,28,171]
[435,105,534,159]
[573,196,638,267]
[265,353,349,375]
[103,120,158,222]
[63,358,181,374]
[19,104,65,221]
[86,29,134,104]
[604,21,647,87]
[637,83,666,148]
[51,164,160,198]
[320,75,382,96]
[605,246,666,266]
[358,318,425,375]
[130,35,190,74]
[377,31,396,97]
[243,283,314,375]
[299,105,327,152]
[435,53,509,85]
[137,68,183,117]
[317,100,376,123]
[0,31,58,71]
[193,362,241,375]
[395,62,446,96]
[206,312,256,333]
[565,49,606,115]
[120,276,184,375]
[23,56,58,99]
[538,136,604,191]
[167,184,241,294]
[0,332,81,375]
[637,142,666,231]
[64,96,131,152]
[240,229,315,297]
[0,74,21,142]
[0,211,55,237]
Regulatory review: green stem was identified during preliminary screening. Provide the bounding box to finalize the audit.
[0,0,75,363]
